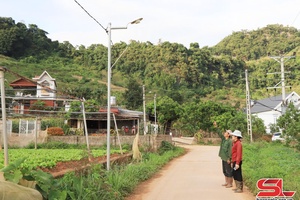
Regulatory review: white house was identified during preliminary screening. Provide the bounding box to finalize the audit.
[9,70,58,114]
[251,91,300,134]
[32,71,57,99]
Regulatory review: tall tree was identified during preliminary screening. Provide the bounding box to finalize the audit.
[123,78,143,110]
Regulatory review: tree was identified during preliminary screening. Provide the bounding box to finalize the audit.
[123,78,142,110]
[277,104,300,144]
[251,115,266,139]
[154,96,180,133]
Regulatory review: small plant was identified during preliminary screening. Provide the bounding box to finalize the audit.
[0,158,67,200]
[158,141,176,154]
[75,128,84,136]
[194,131,203,143]
[47,127,64,136]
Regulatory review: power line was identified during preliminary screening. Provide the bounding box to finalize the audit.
[74,0,107,33]
[291,10,300,26]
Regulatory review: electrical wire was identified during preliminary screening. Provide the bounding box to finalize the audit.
[74,0,107,33]
[291,10,300,26]
[111,46,129,69]
[252,100,282,113]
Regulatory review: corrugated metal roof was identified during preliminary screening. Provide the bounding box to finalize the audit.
[251,94,283,113]
[251,92,300,114]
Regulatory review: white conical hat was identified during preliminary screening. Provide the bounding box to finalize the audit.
[230,130,242,138]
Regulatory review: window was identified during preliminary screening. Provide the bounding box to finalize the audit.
[41,81,50,96]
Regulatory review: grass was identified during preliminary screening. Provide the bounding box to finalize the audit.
[243,141,300,199]
[59,142,185,200]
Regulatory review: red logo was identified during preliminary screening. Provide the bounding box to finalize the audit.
[257,178,296,198]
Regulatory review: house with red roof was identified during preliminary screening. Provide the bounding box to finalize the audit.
[9,71,57,114]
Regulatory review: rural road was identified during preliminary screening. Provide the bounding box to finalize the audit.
[126,145,256,200]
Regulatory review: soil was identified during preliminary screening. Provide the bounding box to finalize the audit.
[39,153,132,178]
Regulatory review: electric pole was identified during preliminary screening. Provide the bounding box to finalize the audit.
[143,85,147,135]
[245,69,253,142]
[0,66,9,166]
[267,53,296,113]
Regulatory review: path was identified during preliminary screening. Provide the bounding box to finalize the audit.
[126,145,256,200]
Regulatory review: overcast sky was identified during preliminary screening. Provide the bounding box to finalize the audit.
[1,0,300,48]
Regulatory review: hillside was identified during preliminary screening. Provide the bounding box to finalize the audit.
[1,17,300,109]
[212,24,300,60]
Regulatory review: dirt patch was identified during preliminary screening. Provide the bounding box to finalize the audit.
[39,153,133,178]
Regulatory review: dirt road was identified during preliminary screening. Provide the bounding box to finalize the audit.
[126,145,256,200]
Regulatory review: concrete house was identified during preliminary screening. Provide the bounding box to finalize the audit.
[9,71,144,135]
[9,71,57,114]
[251,91,300,133]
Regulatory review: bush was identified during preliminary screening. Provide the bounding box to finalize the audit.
[12,120,19,133]
[259,134,272,142]
[158,141,176,154]
[41,118,65,130]
[47,127,64,136]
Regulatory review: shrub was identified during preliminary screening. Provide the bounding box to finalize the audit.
[12,120,19,133]
[47,127,64,136]
[158,141,176,154]
[41,118,65,130]
[259,134,272,142]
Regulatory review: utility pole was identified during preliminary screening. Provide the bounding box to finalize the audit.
[143,85,147,135]
[267,53,295,113]
[0,66,9,166]
[245,69,253,142]
[154,93,157,135]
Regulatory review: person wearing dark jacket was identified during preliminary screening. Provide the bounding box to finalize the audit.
[230,130,243,193]
[214,122,233,188]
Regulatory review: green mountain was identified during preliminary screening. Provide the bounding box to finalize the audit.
[1,17,300,110]
[212,24,300,60]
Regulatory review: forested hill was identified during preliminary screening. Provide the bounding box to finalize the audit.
[1,17,300,110]
[212,24,300,60]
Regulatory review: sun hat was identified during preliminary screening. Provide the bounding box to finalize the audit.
[230,130,242,138]
[226,130,232,134]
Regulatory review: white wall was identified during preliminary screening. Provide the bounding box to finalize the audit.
[254,110,281,134]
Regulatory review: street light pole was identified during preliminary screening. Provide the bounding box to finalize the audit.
[106,18,143,171]
[107,22,112,171]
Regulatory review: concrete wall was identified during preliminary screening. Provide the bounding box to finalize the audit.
[201,138,221,145]
[47,134,172,147]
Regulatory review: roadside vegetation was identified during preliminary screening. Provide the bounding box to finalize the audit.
[243,141,300,200]
[0,148,126,169]
[1,141,185,200]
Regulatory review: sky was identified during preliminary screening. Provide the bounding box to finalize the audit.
[1,0,300,48]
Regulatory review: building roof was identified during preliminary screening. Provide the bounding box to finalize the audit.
[251,95,283,113]
[32,71,55,81]
[251,91,300,114]
[32,70,57,87]
[9,78,37,88]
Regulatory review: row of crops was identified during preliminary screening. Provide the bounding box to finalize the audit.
[0,149,124,169]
